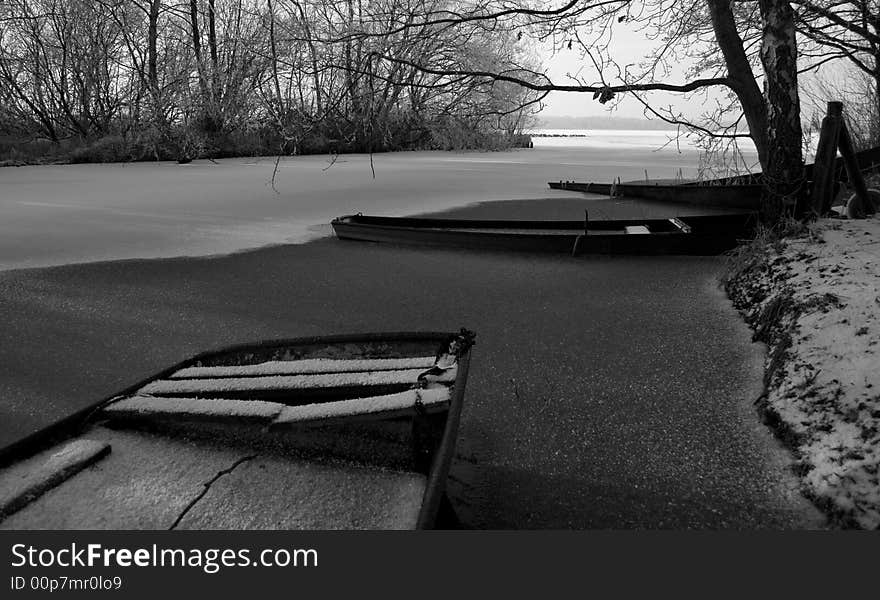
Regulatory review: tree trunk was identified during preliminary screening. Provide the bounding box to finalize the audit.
[758,0,805,222]
[345,0,359,129]
[706,0,768,169]
[267,0,284,117]
[207,0,220,100]
[189,0,211,106]
[148,0,159,97]
[873,51,880,145]
[292,1,322,115]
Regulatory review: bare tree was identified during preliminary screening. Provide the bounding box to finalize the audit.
[794,1,880,146]
[0,1,557,160]
[0,0,130,141]
[332,0,808,220]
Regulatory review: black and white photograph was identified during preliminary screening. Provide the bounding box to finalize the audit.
[0,0,877,576]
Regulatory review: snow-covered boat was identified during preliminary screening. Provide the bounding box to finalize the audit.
[0,330,475,530]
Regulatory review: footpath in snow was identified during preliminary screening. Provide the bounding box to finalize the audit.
[726,215,880,529]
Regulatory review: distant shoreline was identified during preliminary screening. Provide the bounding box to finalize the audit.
[529,133,589,138]
[535,115,684,131]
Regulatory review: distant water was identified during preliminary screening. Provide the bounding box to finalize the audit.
[530,128,698,150]
[529,128,760,153]
[532,129,680,150]
[531,127,823,165]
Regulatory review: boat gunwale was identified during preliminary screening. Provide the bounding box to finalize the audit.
[332,213,753,232]
[548,181,763,192]
[417,347,471,529]
[331,212,757,256]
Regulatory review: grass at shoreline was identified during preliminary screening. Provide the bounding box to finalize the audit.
[724,216,880,529]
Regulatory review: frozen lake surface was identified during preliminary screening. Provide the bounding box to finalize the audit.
[0,141,720,271]
[0,139,823,529]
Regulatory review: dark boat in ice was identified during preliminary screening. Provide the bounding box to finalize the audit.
[547,180,763,210]
[0,330,475,530]
[548,144,880,210]
[331,213,756,255]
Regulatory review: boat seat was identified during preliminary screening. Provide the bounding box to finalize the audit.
[668,217,692,233]
[134,367,457,402]
[101,387,451,430]
[102,396,286,425]
[170,356,437,379]
[624,226,650,234]
[0,439,111,519]
[271,387,450,429]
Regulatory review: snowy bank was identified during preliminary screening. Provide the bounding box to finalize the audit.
[725,216,880,529]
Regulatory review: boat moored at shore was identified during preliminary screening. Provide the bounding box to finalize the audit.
[331,213,757,256]
[548,180,763,210]
[0,330,475,530]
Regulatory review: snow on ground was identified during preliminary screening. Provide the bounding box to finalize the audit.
[726,216,880,529]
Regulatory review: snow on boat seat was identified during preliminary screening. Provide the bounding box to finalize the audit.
[102,397,286,424]
[271,387,451,429]
[668,217,692,233]
[136,367,457,400]
[170,356,438,379]
[0,439,111,519]
[625,225,651,235]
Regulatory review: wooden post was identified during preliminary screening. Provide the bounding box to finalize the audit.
[610,177,620,198]
[839,121,875,217]
[571,210,588,256]
[809,101,842,217]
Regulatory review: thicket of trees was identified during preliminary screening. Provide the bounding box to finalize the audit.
[0,0,540,162]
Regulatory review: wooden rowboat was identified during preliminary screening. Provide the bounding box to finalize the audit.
[0,330,475,530]
[547,180,763,210]
[331,213,757,255]
[548,144,880,210]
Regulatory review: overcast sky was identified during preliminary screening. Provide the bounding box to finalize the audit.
[531,22,698,120]
[531,20,850,124]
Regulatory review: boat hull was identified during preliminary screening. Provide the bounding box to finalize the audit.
[548,181,763,210]
[547,143,880,210]
[0,331,474,530]
[331,213,756,256]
